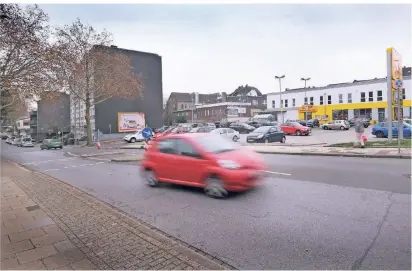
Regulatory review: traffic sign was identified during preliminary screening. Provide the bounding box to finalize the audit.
[142,127,153,139]
[395,79,403,88]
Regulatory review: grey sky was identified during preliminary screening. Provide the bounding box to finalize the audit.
[40,4,411,98]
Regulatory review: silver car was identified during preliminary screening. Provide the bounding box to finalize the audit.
[321,120,350,130]
[210,128,240,142]
[20,137,34,147]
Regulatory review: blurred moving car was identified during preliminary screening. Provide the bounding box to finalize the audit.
[40,138,63,150]
[210,128,240,142]
[280,122,311,136]
[321,120,350,130]
[349,118,370,128]
[123,130,145,143]
[371,122,412,138]
[19,137,34,147]
[247,126,286,144]
[189,127,214,133]
[140,133,267,198]
[229,123,255,134]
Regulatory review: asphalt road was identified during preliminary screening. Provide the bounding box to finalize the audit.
[2,141,411,270]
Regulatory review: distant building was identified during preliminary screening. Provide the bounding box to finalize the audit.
[70,45,163,139]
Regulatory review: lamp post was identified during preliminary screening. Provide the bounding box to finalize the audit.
[275,75,285,123]
[301,77,311,121]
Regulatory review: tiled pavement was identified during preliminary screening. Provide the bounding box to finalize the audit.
[0,159,229,270]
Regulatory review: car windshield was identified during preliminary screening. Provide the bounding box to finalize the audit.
[253,126,270,133]
[192,134,239,154]
[23,138,31,142]
[291,122,303,127]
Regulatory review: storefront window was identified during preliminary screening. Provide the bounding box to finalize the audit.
[354,109,372,119]
[332,110,348,120]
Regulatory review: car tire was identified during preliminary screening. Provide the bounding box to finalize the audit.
[143,169,159,187]
[130,138,136,143]
[232,135,239,142]
[204,176,227,199]
[340,126,345,130]
[376,131,384,138]
[280,136,286,143]
[264,138,269,144]
[295,130,301,136]
[323,126,328,130]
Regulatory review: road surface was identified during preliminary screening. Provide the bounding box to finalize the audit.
[2,142,411,270]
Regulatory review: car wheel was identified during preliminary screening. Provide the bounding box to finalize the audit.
[264,138,269,144]
[130,138,136,143]
[204,176,227,199]
[323,126,328,130]
[340,126,345,130]
[376,131,384,138]
[280,136,286,143]
[232,135,239,142]
[144,169,159,187]
[295,130,301,136]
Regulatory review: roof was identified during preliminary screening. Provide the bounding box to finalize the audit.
[230,85,263,96]
[93,45,161,58]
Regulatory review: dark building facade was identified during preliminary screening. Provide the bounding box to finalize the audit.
[94,46,163,134]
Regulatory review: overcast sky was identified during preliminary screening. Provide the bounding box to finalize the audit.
[40,4,411,99]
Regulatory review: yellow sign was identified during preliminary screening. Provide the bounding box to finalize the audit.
[298,104,317,113]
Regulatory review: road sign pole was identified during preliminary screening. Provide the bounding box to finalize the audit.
[386,48,393,142]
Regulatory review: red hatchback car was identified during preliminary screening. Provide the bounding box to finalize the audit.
[140,133,267,198]
[280,122,311,136]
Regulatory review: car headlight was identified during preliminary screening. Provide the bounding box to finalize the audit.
[218,160,240,169]
[256,134,263,139]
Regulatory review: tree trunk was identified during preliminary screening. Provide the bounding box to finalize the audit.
[85,98,93,146]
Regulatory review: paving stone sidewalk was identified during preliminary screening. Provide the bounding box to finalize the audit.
[0,159,228,270]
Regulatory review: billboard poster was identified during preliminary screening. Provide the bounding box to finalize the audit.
[118,112,145,132]
[389,48,403,106]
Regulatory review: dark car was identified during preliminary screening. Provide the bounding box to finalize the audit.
[229,123,255,134]
[306,119,320,128]
[349,118,370,128]
[63,133,75,145]
[40,138,63,150]
[247,126,286,144]
[189,127,214,133]
[261,121,279,127]
[246,121,261,128]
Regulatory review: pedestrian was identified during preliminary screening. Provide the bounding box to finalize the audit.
[354,116,365,148]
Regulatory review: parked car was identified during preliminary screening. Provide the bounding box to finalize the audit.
[160,126,191,137]
[306,119,320,128]
[229,123,255,134]
[155,126,169,133]
[371,122,411,138]
[0,132,9,140]
[321,120,350,130]
[210,128,240,142]
[261,121,279,127]
[403,119,412,125]
[286,120,308,126]
[349,118,370,128]
[63,133,75,145]
[19,137,34,147]
[140,133,267,198]
[204,123,216,129]
[189,127,214,133]
[123,130,145,143]
[5,136,14,144]
[14,137,22,146]
[40,138,63,150]
[280,122,311,136]
[247,126,286,144]
[246,121,261,128]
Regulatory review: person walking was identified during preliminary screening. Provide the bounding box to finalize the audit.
[354,116,365,148]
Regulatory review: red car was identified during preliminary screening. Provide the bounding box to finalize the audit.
[280,122,311,136]
[140,133,267,198]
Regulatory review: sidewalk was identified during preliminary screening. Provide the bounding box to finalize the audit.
[0,159,228,270]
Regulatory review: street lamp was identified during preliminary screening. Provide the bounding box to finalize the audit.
[275,75,285,123]
[301,77,311,121]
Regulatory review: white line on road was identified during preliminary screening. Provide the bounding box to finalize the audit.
[263,170,292,176]
[44,169,59,172]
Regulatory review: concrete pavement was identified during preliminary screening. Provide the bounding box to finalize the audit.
[1,142,411,270]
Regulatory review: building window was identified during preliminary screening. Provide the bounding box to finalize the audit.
[360,92,366,102]
[320,96,324,105]
[272,100,275,108]
[285,99,288,108]
[327,95,332,104]
[368,91,373,102]
[338,94,343,103]
[304,97,308,105]
[263,100,267,105]
[332,109,349,120]
[252,100,258,105]
[348,93,352,103]
[354,108,372,119]
[180,104,183,109]
[309,97,314,105]
[292,98,296,107]
[402,88,406,99]
[377,90,383,101]
[281,99,283,108]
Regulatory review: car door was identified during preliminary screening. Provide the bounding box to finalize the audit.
[154,138,180,181]
[392,122,399,137]
[280,123,290,134]
[174,138,207,186]
[227,128,235,140]
[403,124,411,137]
[269,127,281,142]
[219,128,229,139]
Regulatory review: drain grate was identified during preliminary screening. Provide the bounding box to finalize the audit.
[26,205,40,212]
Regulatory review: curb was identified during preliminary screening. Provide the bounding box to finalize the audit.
[111,156,143,162]
[119,145,145,150]
[8,159,234,270]
[80,151,125,158]
[254,151,411,159]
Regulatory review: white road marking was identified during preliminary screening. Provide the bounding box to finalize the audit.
[67,152,79,157]
[44,169,59,172]
[263,170,292,176]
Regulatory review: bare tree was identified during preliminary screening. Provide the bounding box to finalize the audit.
[0,4,51,117]
[49,19,144,146]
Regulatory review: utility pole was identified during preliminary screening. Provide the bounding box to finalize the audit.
[301,77,311,121]
[275,75,285,123]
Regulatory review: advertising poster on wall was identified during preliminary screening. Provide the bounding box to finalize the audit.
[118,112,145,132]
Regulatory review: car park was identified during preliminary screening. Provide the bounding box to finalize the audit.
[210,128,240,142]
[371,121,411,138]
[123,130,145,143]
[321,120,350,130]
[280,122,311,136]
[229,123,255,134]
[40,138,63,150]
[189,127,214,133]
[246,126,286,144]
[140,133,267,198]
